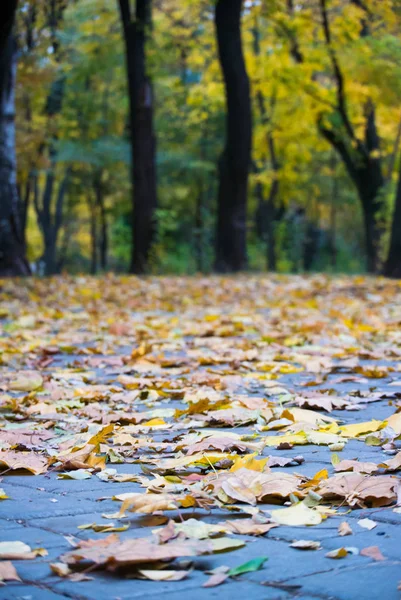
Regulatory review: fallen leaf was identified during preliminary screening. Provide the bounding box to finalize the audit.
[221,519,278,536]
[358,518,377,531]
[58,469,92,480]
[138,569,189,581]
[8,372,43,392]
[271,502,322,526]
[360,546,385,561]
[290,540,321,550]
[338,521,353,536]
[203,572,229,588]
[0,541,36,560]
[335,460,378,475]
[61,536,212,568]
[318,474,399,507]
[0,451,48,475]
[0,561,20,582]
[325,547,348,559]
[228,556,268,576]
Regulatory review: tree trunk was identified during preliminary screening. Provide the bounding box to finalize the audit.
[329,155,337,269]
[89,196,97,276]
[95,176,107,271]
[383,160,401,278]
[320,124,384,274]
[118,0,157,274]
[356,164,384,274]
[0,2,30,276]
[214,0,252,272]
[255,180,278,271]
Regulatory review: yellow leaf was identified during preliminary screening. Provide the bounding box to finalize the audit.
[271,502,322,526]
[230,453,268,473]
[339,420,384,438]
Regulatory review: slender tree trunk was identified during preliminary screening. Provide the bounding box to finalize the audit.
[0,2,30,276]
[383,160,401,278]
[214,0,252,272]
[356,166,384,274]
[254,180,278,271]
[195,186,204,273]
[89,196,97,276]
[329,155,337,269]
[118,0,157,274]
[95,177,107,271]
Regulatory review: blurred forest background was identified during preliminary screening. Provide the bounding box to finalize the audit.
[1,0,401,277]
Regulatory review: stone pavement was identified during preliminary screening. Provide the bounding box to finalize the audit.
[0,275,401,600]
[1,373,401,600]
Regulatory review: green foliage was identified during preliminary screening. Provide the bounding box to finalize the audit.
[15,0,401,274]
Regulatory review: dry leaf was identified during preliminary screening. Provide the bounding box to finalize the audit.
[61,536,212,568]
[221,519,278,536]
[360,546,385,561]
[0,561,20,583]
[138,569,189,581]
[338,521,353,536]
[290,540,321,550]
[325,547,348,559]
[0,451,48,475]
[318,474,399,507]
[358,518,377,530]
[335,460,378,475]
[271,502,322,526]
[203,572,229,588]
[118,493,179,515]
[0,541,36,560]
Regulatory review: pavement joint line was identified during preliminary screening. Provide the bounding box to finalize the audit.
[10,579,89,600]
[279,559,401,583]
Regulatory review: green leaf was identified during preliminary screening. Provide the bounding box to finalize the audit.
[228,557,268,577]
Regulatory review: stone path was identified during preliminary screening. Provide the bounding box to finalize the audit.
[0,276,401,600]
[1,375,401,600]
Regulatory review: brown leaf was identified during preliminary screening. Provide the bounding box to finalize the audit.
[318,474,399,507]
[221,519,278,536]
[117,493,179,515]
[0,451,49,475]
[334,460,378,475]
[61,536,212,568]
[378,452,401,472]
[360,546,385,561]
[0,561,20,582]
[207,468,303,505]
[338,521,353,536]
[203,572,229,587]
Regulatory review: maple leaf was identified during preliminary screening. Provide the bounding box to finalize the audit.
[0,451,49,475]
[61,535,213,568]
[318,474,399,507]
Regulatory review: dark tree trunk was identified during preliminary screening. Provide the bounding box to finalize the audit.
[118,0,157,274]
[214,0,252,272]
[319,122,384,274]
[383,160,401,278]
[0,1,30,276]
[329,154,337,269]
[89,196,97,276]
[255,180,278,271]
[95,176,107,271]
[35,165,70,276]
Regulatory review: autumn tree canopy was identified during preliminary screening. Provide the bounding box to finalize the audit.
[0,0,400,276]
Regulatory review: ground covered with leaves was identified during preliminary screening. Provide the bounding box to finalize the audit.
[0,275,401,600]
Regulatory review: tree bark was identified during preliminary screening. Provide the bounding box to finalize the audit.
[94,175,107,271]
[118,0,157,274]
[0,1,30,276]
[383,159,401,278]
[214,0,252,272]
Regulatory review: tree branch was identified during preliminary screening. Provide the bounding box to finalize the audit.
[319,0,356,143]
